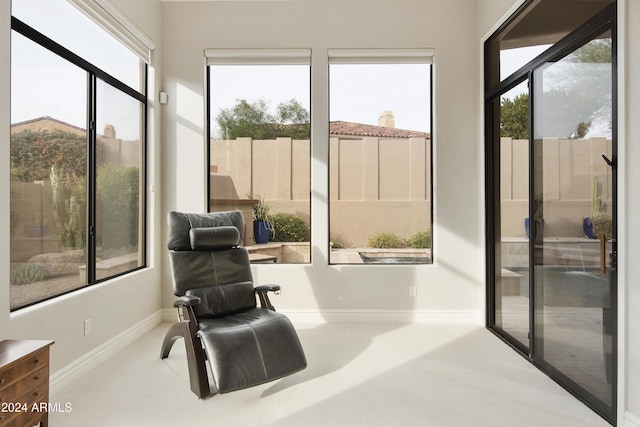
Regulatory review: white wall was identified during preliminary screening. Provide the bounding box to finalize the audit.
[0,0,164,374]
[160,0,483,321]
[622,0,640,425]
[476,0,640,425]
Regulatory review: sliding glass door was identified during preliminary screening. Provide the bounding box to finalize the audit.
[486,2,616,423]
[532,29,615,414]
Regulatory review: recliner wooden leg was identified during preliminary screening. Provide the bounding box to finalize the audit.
[160,322,186,359]
[161,321,212,398]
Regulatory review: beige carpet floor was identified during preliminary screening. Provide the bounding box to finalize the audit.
[50,321,612,427]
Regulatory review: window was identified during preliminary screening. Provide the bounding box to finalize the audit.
[9,0,148,310]
[206,49,311,264]
[328,49,433,264]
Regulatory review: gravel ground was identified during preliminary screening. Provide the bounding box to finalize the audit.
[10,274,86,308]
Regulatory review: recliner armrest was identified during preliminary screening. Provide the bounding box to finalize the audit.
[255,285,281,294]
[255,285,280,311]
[173,295,202,308]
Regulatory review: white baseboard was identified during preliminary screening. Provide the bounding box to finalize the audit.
[50,311,162,395]
[161,308,177,322]
[625,411,640,427]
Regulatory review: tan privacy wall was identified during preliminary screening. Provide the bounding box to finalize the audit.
[501,136,613,238]
[210,136,432,247]
[329,136,431,247]
[212,135,612,247]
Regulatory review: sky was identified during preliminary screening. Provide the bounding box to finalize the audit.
[11,1,608,142]
[329,63,431,132]
[500,44,552,82]
[209,63,432,137]
[11,0,143,141]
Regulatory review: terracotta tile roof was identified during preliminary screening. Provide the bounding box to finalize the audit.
[11,116,87,134]
[10,116,112,138]
[329,121,430,139]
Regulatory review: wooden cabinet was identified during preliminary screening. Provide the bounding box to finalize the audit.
[0,340,54,427]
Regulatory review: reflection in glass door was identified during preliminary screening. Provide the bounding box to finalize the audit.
[532,30,615,415]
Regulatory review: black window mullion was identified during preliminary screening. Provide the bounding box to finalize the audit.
[206,66,211,211]
[141,64,149,269]
[87,73,97,285]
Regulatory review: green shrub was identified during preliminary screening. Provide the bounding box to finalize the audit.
[271,213,309,242]
[406,230,432,249]
[10,263,46,285]
[330,239,344,249]
[367,232,405,249]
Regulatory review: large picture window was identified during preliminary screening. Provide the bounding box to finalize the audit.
[206,49,311,264]
[9,0,148,310]
[328,49,433,264]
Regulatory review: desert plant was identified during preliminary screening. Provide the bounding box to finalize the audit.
[51,165,86,248]
[591,175,602,214]
[584,175,613,239]
[590,211,612,239]
[367,232,405,249]
[10,262,46,285]
[271,213,309,242]
[251,195,275,240]
[252,195,273,222]
[406,230,432,249]
[97,165,140,252]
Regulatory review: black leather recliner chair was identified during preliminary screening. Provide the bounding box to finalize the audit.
[160,210,307,398]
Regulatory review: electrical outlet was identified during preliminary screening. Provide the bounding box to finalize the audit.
[409,286,417,298]
[84,318,92,336]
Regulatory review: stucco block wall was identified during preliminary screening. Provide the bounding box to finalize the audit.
[500,137,613,237]
[212,135,431,247]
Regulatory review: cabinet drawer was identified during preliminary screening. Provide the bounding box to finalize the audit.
[0,349,49,390]
[0,382,49,427]
[0,366,48,405]
[0,409,44,427]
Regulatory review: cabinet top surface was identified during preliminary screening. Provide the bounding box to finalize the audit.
[0,340,54,368]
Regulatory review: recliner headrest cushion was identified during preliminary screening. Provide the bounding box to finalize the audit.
[167,210,245,251]
[189,226,240,250]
